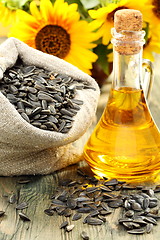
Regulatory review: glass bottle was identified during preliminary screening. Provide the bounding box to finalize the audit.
[83,23,160,183]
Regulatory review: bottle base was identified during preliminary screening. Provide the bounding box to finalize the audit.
[88,164,160,184]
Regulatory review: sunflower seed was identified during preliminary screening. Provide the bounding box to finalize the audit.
[17,179,31,184]
[16,202,28,210]
[143,216,157,225]
[30,107,42,117]
[100,210,112,215]
[60,221,68,229]
[146,213,160,219]
[72,213,82,221]
[154,186,160,193]
[88,210,99,217]
[32,121,42,127]
[86,187,99,193]
[77,207,92,213]
[123,222,140,229]
[122,185,136,190]
[149,201,157,208]
[131,202,142,211]
[0,211,5,217]
[133,218,147,225]
[44,208,54,216]
[9,194,17,204]
[127,228,146,234]
[108,199,123,208]
[22,66,35,74]
[98,215,106,222]
[6,94,18,103]
[67,198,77,209]
[38,92,55,102]
[81,231,89,240]
[52,199,66,206]
[19,212,31,221]
[101,202,110,211]
[17,101,24,110]
[63,208,72,217]
[72,99,83,105]
[119,218,133,224]
[100,185,112,192]
[21,100,33,108]
[142,198,150,210]
[66,224,75,232]
[48,115,58,124]
[124,210,134,217]
[87,217,103,225]
[146,223,154,233]
[28,87,37,94]
[8,85,18,94]
[104,179,118,186]
[21,112,30,123]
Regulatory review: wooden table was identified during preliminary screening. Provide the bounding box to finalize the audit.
[0,52,160,240]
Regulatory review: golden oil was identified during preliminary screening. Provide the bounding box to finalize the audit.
[83,87,160,183]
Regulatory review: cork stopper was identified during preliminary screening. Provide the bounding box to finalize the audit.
[113,9,144,55]
[114,9,142,32]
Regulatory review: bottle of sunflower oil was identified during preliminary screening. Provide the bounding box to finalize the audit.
[83,9,160,183]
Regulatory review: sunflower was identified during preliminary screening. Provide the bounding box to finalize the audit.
[89,0,151,45]
[0,1,16,26]
[143,33,160,61]
[9,0,98,75]
[144,0,160,25]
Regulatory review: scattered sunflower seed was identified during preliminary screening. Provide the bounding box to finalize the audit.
[72,213,82,221]
[146,223,154,233]
[60,221,68,229]
[41,168,160,236]
[66,224,75,232]
[127,228,146,234]
[87,217,103,225]
[19,212,31,221]
[17,179,31,184]
[9,194,17,204]
[81,231,89,240]
[0,211,5,217]
[16,202,28,210]
[44,209,54,216]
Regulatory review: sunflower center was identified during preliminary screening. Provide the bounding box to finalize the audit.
[107,7,128,22]
[152,0,160,18]
[35,25,71,58]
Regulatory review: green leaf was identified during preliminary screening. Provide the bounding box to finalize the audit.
[3,0,29,10]
[94,43,113,75]
[79,0,100,9]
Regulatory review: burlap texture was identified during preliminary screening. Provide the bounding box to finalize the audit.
[0,37,100,176]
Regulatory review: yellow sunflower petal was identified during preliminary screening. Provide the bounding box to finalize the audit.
[89,4,117,19]
[88,19,105,31]
[0,3,16,26]
[40,0,54,22]
[30,1,42,20]
[16,9,40,28]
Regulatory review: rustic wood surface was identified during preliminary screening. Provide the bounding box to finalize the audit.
[0,36,160,240]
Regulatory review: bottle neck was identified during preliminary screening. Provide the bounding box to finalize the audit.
[112,48,143,90]
[111,28,145,90]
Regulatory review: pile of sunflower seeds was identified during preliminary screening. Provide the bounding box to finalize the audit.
[44,169,160,237]
[1,170,160,238]
[0,59,95,133]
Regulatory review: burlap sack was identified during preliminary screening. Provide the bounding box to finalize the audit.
[0,37,100,176]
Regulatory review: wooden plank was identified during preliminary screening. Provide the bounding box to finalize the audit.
[0,166,160,240]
